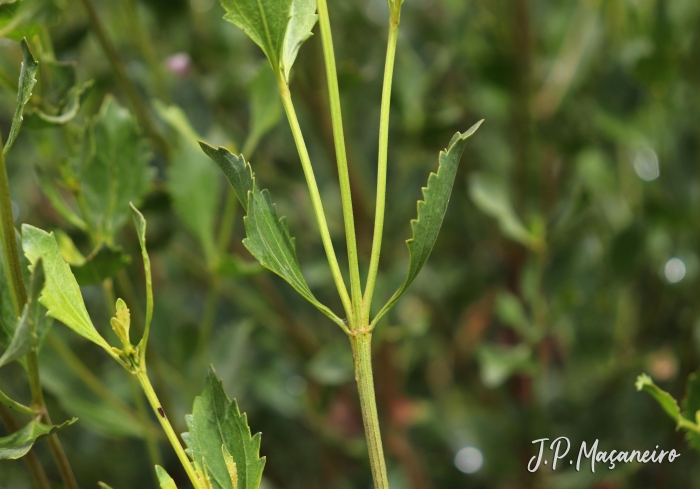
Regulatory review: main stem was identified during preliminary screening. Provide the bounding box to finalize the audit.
[136,369,203,489]
[277,80,353,318]
[363,10,401,323]
[0,140,79,489]
[315,0,363,327]
[351,332,390,489]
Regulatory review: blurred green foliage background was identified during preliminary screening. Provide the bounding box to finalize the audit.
[2,0,700,487]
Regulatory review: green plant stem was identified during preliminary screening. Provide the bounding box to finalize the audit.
[135,369,202,489]
[129,376,163,472]
[0,387,36,415]
[315,0,363,327]
[0,403,51,489]
[350,331,390,489]
[77,0,169,157]
[0,138,79,489]
[363,8,401,324]
[277,81,352,318]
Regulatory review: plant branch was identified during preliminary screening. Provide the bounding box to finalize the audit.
[135,369,203,489]
[315,0,363,328]
[363,6,402,323]
[77,0,169,156]
[350,331,390,489]
[277,80,353,318]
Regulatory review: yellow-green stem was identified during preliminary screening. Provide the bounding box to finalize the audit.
[129,376,164,474]
[316,0,363,328]
[363,9,401,324]
[350,331,390,489]
[277,81,353,319]
[136,369,203,489]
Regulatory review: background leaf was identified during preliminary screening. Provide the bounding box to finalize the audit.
[157,102,221,264]
[183,367,265,489]
[468,172,539,249]
[79,96,152,243]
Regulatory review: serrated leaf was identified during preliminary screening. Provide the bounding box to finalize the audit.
[199,143,341,326]
[21,224,112,352]
[155,465,178,489]
[0,418,75,460]
[372,120,482,327]
[80,96,152,243]
[244,65,282,154]
[220,0,317,82]
[636,373,682,423]
[468,172,538,248]
[4,37,37,155]
[156,102,220,264]
[183,367,265,489]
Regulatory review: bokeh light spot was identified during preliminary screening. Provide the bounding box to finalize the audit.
[454,446,483,474]
[664,257,686,283]
[633,147,660,181]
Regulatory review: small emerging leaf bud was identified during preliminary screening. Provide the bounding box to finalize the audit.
[110,298,132,350]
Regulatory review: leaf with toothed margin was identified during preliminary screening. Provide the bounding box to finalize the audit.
[21,224,112,353]
[371,120,483,327]
[183,367,265,489]
[4,38,38,155]
[219,0,317,82]
[0,418,76,460]
[199,142,342,327]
